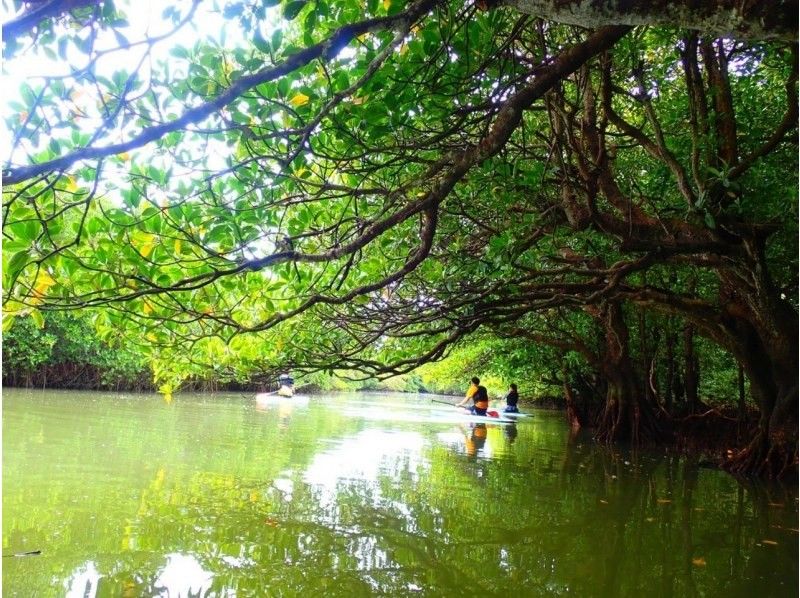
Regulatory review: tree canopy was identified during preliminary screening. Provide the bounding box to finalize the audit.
[2,0,797,475]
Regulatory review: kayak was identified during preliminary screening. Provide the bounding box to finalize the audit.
[341,406,517,425]
[255,393,309,405]
[488,409,532,419]
[456,407,517,424]
[429,399,531,421]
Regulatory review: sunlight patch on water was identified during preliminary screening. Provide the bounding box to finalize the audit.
[154,553,221,596]
[65,560,100,598]
[304,430,426,498]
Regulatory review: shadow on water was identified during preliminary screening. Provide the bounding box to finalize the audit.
[556,430,798,597]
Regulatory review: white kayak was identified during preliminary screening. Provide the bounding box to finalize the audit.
[427,401,529,423]
[490,409,532,418]
[341,406,517,425]
[456,408,517,424]
[255,393,309,405]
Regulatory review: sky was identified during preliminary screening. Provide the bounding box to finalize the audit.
[1,1,256,164]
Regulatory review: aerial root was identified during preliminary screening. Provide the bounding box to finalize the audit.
[722,433,798,479]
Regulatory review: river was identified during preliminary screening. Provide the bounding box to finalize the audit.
[2,389,797,596]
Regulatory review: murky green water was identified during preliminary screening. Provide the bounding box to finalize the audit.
[2,390,797,597]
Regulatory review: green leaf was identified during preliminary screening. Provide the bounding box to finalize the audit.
[113,29,130,48]
[170,46,190,59]
[30,309,44,329]
[271,29,283,51]
[7,250,31,280]
[283,0,307,21]
[254,30,271,53]
[2,314,15,333]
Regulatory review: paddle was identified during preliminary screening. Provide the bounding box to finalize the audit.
[430,398,458,407]
[430,398,500,418]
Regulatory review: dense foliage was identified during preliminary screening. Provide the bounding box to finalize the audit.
[2,310,151,389]
[2,0,796,475]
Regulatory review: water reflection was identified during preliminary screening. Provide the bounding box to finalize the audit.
[65,553,219,598]
[504,423,518,444]
[65,560,100,598]
[153,553,215,596]
[3,391,797,597]
[465,423,488,458]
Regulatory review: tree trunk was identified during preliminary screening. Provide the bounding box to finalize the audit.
[737,365,746,418]
[502,0,796,41]
[562,371,583,431]
[664,323,676,413]
[719,239,798,478]
[595,302,664,444]
[683,323,700,414]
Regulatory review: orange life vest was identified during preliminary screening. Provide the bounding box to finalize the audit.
[467,384,489,409]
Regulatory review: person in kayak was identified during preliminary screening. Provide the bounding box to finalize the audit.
[456,377,489,416]
[503,383,520,413]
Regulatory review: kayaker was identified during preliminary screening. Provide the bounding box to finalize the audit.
[277,373,294,397]
[503,383,520,413]
[456,376,489,416]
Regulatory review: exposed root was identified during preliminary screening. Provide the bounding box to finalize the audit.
[679,408,737,422]
[594,399,670,445]
[723,433,798,479]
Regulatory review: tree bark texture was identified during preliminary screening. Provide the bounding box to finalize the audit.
[503,0,797,41]
[595,302,665,444]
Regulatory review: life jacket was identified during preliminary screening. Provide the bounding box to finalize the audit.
[473,385,489,409]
